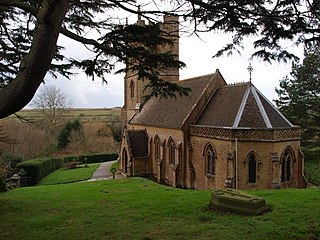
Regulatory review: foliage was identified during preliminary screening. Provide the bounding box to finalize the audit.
[0,178,319,239]
[38,163,100,185]
[1,1,320,118]
[0,158,11,180]
[0,154,23,179]
[0,119,55,159]
[61,121,118,155]
[64,161,82,170]
[275,48,320,144]
[57,119,83,149]
[62,153,118,164]
[32,85,72,134]
[0,125,14,144]
[16,157,63,186]
[0,178,7,193]
[106,114,122,142]
[303,148,320,186]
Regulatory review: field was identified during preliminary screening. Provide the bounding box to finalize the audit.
[0,108,121,159]
[0,178,319,240]
[7,107,122,122]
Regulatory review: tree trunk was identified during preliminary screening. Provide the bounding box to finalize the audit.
[0,0,69,119]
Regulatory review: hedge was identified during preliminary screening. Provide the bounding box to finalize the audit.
[63,153,118,164]
[15,153,118,186]
[303,148,320,186]
[16,157,63,186]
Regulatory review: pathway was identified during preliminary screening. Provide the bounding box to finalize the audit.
[87,160,124,182]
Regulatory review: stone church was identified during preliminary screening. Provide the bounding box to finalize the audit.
[119,15,307,190]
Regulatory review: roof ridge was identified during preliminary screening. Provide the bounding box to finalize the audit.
[220,82,251,88]
[178,73,215,83]
[179,74,217,128]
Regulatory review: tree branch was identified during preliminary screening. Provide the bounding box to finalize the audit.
[0,0,69,119]
[0,0,38,16]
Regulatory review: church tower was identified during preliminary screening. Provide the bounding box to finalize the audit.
[122,14,180,127]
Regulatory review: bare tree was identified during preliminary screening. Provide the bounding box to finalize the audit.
[32,85,72,134]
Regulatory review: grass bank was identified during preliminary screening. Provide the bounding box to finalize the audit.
[0,178,319,240]
[38,163,100,185]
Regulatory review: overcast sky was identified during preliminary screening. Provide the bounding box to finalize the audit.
[28,16,304,109]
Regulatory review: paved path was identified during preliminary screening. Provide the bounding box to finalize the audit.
[87,160,124,182]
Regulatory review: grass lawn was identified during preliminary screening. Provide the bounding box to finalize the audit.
[38,163,100,185]
[109,161,118,172]
[0,178,319,240]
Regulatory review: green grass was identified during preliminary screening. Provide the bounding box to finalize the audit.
[38,163,100,185]
[109,161,118,172]
[0,178,319,240]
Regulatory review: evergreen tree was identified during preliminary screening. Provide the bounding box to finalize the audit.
[275,48,320,144]
[1,1,319,118]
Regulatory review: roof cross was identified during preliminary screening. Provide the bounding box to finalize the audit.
[247,63,253,84]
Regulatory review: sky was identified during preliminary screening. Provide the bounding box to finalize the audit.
[27,15,304,109]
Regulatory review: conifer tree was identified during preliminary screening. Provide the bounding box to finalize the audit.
[276,48,320,144]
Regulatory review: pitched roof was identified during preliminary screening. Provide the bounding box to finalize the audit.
[127,129,148,158]
[196,83,293,129]
[130,72,225,129]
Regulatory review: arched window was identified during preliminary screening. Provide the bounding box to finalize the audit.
[154,135,160,160]
[130,80,135,98]
[122,148,128,173]
[281,148,293,182]
[168,138,175,165]
[204,144,216,175]
[247,152,257,183]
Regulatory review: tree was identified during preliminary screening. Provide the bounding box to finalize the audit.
[1,1,319,119]
[275,48,320,144]
[32,85,72,134]
[57,119,83,149]
[106,113,122,142]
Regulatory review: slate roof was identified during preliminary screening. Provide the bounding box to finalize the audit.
[196,83,293,129]
[130,72,225,129]
[127,129,148,158]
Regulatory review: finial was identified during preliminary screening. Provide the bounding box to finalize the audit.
[138,5,141,22]
[247,63,253,84]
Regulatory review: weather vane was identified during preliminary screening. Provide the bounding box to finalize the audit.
[247,63,253,84]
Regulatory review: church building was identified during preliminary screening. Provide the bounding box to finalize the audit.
[119,15,307,190]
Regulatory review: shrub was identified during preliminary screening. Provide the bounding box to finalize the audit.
[0,178,7,192]
[64,161,81,170]
[63,153,118,164]
[0,154,23,178]
[303,148,320,186]
[57,120,83,149]
[16,157,63,186]
[0,119,55,159]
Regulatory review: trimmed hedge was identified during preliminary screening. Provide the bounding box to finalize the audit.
[16,157,63,186]
[14,153,118,186]
[63,153,118,164]
[303,148,320,186]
